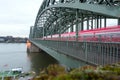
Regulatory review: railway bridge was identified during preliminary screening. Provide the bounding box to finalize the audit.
[28,0,120,66]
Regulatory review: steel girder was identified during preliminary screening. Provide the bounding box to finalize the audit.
[31,0,120,38]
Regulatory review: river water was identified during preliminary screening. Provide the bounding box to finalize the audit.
[0,43,31,72]
[0,43,87,74]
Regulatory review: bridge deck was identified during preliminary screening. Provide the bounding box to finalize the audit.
[30,39,120,66]
[29,0,120,66]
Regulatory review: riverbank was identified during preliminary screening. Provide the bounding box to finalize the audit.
[0,36,27,43]
[24,63,120,80]
[1,62,120,80]
[32,63,120,80]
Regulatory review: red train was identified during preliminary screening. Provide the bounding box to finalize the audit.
[43,25,120,42]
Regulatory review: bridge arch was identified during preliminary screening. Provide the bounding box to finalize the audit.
[29,0,120,66]
[29,0,120,39]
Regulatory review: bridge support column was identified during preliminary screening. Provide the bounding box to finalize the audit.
[70,23,74,32]
[76,9,79,41]
[104,17,106,28]
[118,18,120,25]
[87,16,89,30]
[91,16,93,29]
[27,40,41,53]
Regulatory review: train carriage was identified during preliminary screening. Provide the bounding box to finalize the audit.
[45,25,120,42]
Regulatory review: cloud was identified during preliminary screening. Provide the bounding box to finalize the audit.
[0,24,30,37]
[0,0,42,37]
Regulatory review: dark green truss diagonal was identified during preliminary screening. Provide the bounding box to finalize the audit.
[29,0,120,38]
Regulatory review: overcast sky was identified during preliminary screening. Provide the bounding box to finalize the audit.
[0,0,42,37]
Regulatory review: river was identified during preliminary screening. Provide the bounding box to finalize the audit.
[0,43,31,72]
[0,43,59,73]
[0,43,87,74]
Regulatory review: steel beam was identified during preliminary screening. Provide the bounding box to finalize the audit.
[104,17,106,28]
[96,15,99,28]
[91,16,93,29]
[51,0,55,4]
[76,9,79,41]
[100,16,102,28]
[81,13,84,30]
[59,0,64,3]
[118,18,120,25]
[31,0,120,39]
[70,22,74,32]
[87,16,89,30]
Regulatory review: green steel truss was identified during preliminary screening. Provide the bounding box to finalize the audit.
[29,0,120,39]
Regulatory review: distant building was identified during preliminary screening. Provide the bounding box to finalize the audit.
[0,37,5,42]
[0,36,27,43]
[14,37,27,43]
[6,36,14,43]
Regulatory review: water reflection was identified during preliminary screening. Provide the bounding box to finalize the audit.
[27,51,59,74]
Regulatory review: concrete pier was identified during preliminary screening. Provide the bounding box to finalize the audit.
[26,40,41,53]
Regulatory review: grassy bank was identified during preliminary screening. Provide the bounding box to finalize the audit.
[32,63,120,80]
[1,63,120,80]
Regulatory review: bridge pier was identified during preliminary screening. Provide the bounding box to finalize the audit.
[26,40,41,53]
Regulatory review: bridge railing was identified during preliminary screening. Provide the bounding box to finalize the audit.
[33,39,120,66]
